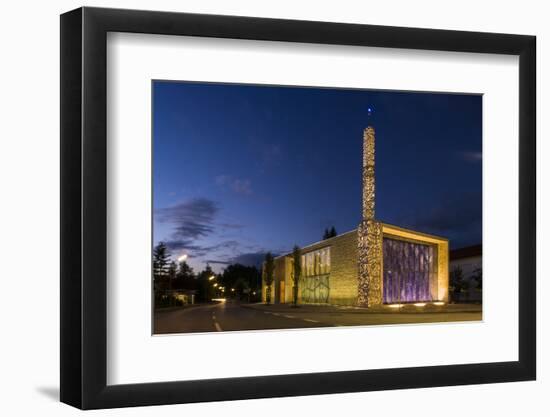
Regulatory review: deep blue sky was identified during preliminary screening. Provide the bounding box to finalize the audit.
[153,81,482,273]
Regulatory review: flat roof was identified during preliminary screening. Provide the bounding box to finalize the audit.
[380,221,448,242]
[274,221,448,260]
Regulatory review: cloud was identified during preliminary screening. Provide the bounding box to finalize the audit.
[217,222,244,230]
[204,259,231,265]
[261,144,282,163]
[229,252,269,269]
[202,250,282,269]
[164,239,240,258]
[156,198,219,240]
[215,175,229,186]
[232,179,253,195]
[458,151,482,162]
[156,197,249,264]
[414,192,481,231]
[402,191,482,249]
[163,239,204,253]
[215,175,253,195]
[247,137,283,171]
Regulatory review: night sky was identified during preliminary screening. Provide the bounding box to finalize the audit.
[153,81,482,273]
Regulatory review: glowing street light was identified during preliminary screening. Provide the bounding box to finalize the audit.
[208,275,215,281]
[177,254,188,262]
[213,283,218,288]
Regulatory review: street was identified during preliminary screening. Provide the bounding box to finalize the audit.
[154,301,482,334]
[154,301,327,334]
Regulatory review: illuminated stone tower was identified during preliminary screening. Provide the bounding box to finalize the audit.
[357,124,383,307]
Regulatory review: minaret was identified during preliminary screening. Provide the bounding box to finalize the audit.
[357,113,383,307]
[362,126,376,220]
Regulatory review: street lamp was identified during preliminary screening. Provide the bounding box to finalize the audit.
[177,254,188,262]
[208,275,215,281]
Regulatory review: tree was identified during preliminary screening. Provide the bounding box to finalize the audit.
[153,242,170,287]
[291,245,301,307]
[472,267,482,290]
[221,264,261,302]
[450,265,467,295]
[167,261,177,286]
[232,277,250,299]
[263,252,275,304]
[323,227,337,240]
[178,260,194,279]
[197,265,215,302]
[174,260,195,290]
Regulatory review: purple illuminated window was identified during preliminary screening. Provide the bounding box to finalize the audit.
[383,237,436,303]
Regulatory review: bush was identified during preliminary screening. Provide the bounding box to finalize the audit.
[154,293,185,308]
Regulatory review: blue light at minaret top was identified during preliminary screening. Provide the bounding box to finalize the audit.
[367,106,374,126]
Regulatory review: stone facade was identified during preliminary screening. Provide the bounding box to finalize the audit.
[322,231,358,305]
[357,126,384,307]
[358,219,383,307]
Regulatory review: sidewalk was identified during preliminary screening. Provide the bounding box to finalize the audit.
[242,302,482,315]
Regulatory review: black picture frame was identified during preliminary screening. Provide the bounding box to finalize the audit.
[60,6,536,410]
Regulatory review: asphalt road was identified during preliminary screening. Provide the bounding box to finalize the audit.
[154,301,328,334]
[154,301,482,334]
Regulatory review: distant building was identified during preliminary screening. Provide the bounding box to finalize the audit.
[263,122,449,307]
[450,244,482,278]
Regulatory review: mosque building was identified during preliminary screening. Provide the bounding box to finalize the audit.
[262,117,449,307]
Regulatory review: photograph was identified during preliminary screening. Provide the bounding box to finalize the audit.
[55,5,538,411]
[152,81,483,334]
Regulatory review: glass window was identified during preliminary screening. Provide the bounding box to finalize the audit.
[301,247,331,276]
[382,237,435,303]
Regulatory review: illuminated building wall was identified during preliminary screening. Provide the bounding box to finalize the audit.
[382,238,436,303]
[381,224,449,303]
[269,231,359,306]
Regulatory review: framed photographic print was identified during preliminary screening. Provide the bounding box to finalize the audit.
[60,6,536,409]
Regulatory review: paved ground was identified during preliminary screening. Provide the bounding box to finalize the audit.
[154,301,482,334]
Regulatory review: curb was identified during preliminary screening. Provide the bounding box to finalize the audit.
[240,303,481,315]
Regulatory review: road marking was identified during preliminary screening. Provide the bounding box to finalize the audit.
[302,319,319,323]
[271,313,281,316]
[283,315,295,319]
[214,322,222,332]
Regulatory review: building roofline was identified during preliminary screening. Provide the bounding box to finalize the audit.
[274,228,358,260]
[380,221,449,242]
